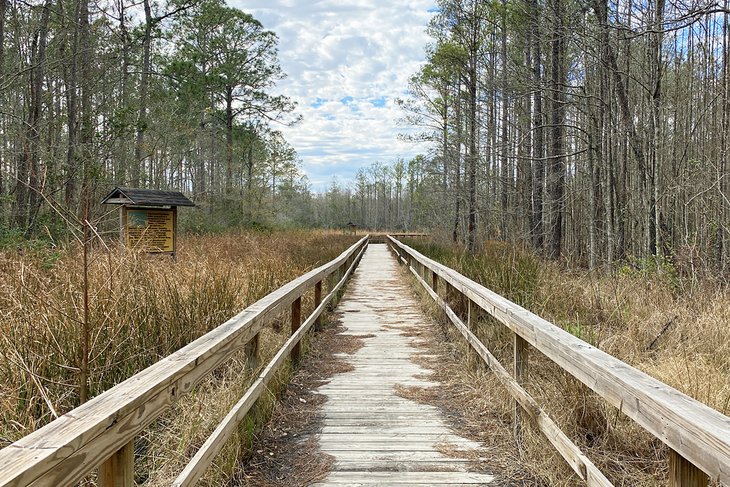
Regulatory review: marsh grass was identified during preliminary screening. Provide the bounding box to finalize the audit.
[0,229,356,483]
[406,237,730,485]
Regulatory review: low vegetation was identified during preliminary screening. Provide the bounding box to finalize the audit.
[0,230,356,483]
[406,236,730,485]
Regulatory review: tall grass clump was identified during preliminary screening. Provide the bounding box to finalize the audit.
[407,237,730,486]
[0,230,356,483]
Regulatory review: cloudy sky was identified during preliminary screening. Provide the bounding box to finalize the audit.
[228,0,437,192]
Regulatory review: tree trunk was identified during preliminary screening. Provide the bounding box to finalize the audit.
[225,86,234,194]
[647,0,665,258]
[0,0,4,214]
[531,0,544,250]
[499,0,509,241]
[453,83,462,243]
[16,1,51,231]
[0,0,5,82]
[64,0,80,210]
[547,0,566,259]
[467,48,478,253]
[519,24,533,242]
[116,0,131,183]
[134,0,152,188]
[441,85,449,191]
[78,0,92,404]
[719,0,729,270]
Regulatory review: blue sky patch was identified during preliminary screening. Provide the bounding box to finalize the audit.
[311,97,327,108]
[370,96,387,108]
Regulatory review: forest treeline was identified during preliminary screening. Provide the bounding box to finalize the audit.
[392,0,730,271]
[3,0,730,273]
[0,0,324,236]
[318,0,730,272]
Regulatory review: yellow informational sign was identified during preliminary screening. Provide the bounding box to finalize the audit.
[126,208,174,252]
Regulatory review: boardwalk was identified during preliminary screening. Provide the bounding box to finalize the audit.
[5,238,724,487]
[310,244,496,486]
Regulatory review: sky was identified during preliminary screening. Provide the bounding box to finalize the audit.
[228,0,437,192]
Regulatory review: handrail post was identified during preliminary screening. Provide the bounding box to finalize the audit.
[466,298,478,368]
[336,264,344,301]
[432,271,438,294]
[669,450,708,487]
[328,271,337,308]
[245,332,260,371]
[98,440,134,487]
[513,333,529,449]
[467,298,472,329]
[290,296,302,364]
[314,280,323,331]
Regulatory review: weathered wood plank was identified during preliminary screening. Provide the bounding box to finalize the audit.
[314,280,323,331]
[97,441,133,487]
[317,435,480,446]
[290,296,302,363]
[513,333,528,447]
[313,244,496,486]
[669,450,709,487]
[311,471,493,485]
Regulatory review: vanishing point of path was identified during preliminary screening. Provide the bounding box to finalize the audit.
[310,244,497,486]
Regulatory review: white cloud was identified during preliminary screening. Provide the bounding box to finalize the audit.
[227,0,435,191]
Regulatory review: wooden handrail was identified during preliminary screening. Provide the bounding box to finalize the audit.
[388,236,730,486]
[172,241,366,486]
[0,236,368,487]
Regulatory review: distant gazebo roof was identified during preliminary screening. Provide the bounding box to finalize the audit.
[101,187,195,207]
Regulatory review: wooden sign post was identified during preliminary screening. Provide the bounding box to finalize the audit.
[102,187,195,259]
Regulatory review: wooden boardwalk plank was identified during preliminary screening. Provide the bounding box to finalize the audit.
[310,244,496,486]
[312,471,492,485]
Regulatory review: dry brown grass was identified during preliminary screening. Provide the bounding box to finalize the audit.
[404,238,730,486]
[0,229,357,483]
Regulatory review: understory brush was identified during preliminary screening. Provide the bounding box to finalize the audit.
[406,237,730,486]
[0,230,356,484]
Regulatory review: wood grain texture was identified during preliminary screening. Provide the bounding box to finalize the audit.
[0,238,368,487]
[314,280,323,331]
[171,242,368,487]
[97,441,133,487]
[389,236,730,484]
[312,244,496,486]
[513,333,528,447]
[404,258,611,487]
[669,450,709,487]
[290,296,302,363]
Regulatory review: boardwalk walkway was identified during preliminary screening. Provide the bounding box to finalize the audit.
[310,244,496,486]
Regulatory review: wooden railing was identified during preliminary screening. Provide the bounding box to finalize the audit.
[0,236,368,487]
[388,236,730,487]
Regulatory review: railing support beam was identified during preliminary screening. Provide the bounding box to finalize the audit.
[669,450,708,487]
[513,333,529,449]
[245,333,260,372]
[98,440,134,487]
[314,280,323,331]
[290,297,302,364]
